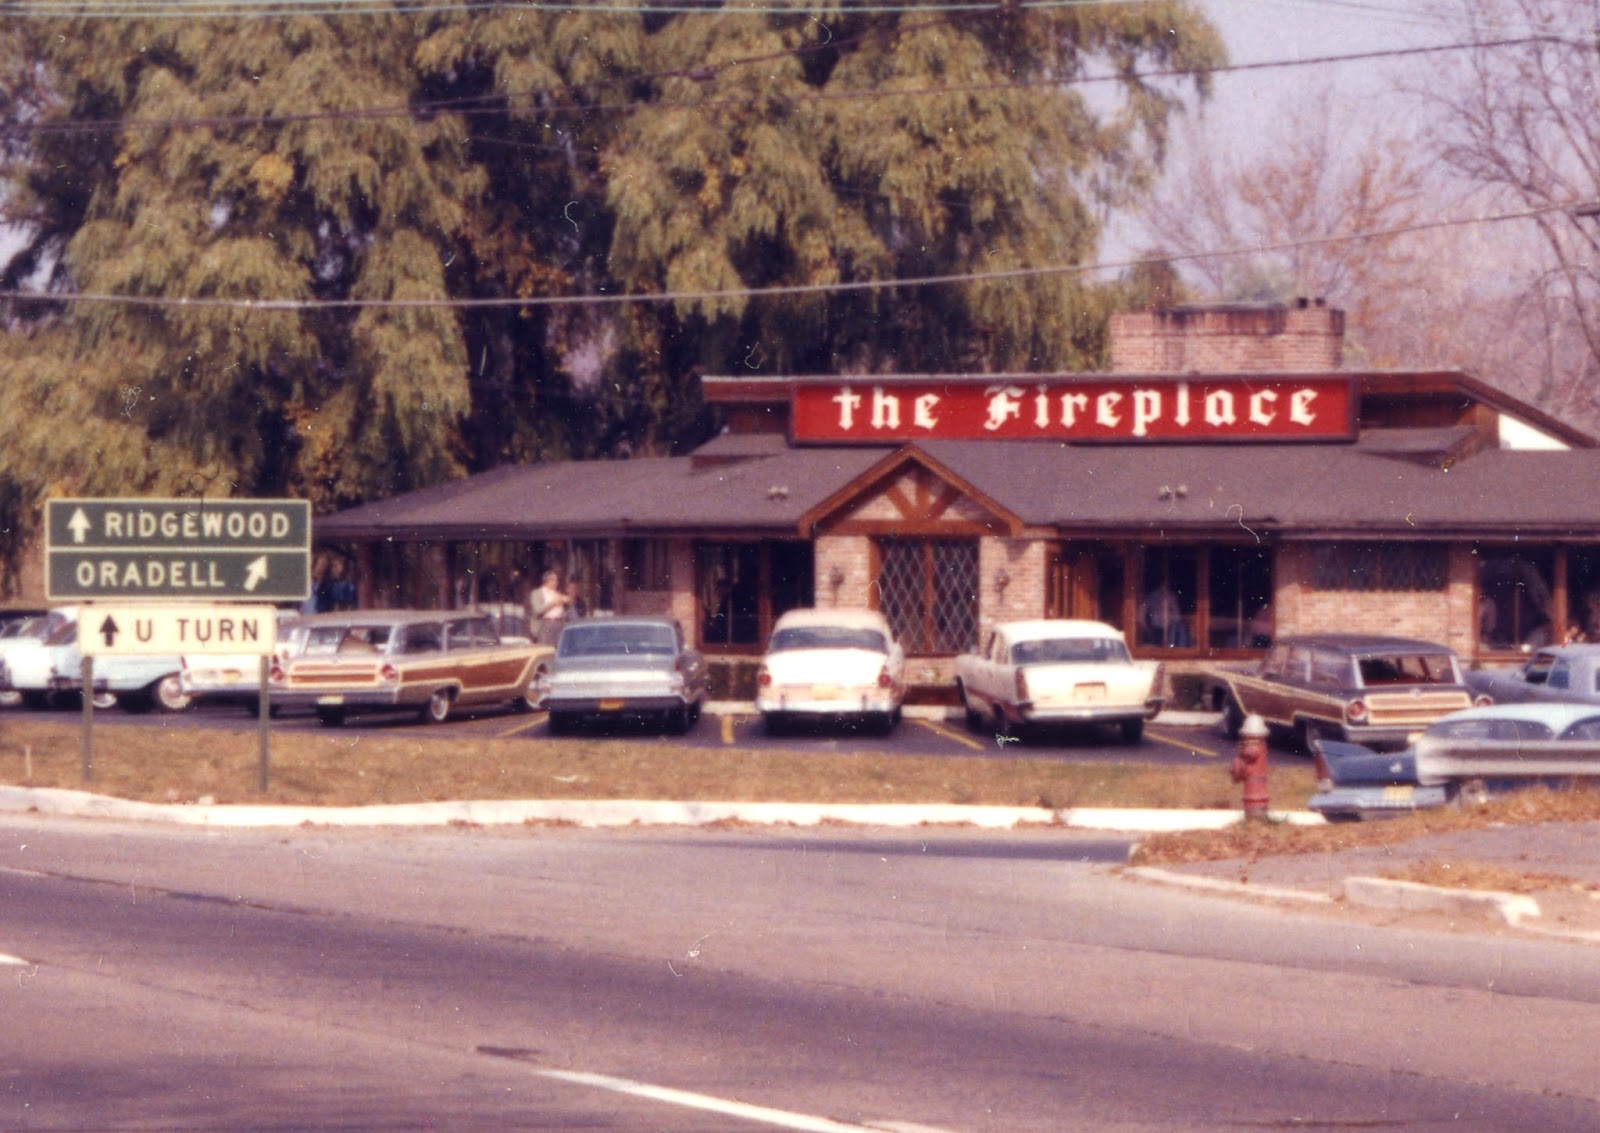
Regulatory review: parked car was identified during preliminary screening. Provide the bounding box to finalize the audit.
[0,611,49,708]
[755,608,905,735]
[1310,702,1600,820]
[1466,643,1600,706]
[1209,634,1483,751]
[0,606,188,712]
[180,611,328,715]
[954,619,1163,743]
[535,616,706,735]
[273,610,553,726]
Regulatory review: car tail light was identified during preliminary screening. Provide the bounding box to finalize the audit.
[1474,693,1494,707]
[756,665,772,688]
[379,663,399,683]
[270,662,286,683]
[876,665,892,689]
[1345,698,1367,723]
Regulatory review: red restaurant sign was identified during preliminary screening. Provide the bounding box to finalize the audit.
[791,377,1357,444]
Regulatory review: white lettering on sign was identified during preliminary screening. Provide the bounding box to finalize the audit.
[99,509,292,541]
[811,380,1331,441]
[75,559,227,590]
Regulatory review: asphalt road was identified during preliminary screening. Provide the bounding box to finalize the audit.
[4,818,1600,1130]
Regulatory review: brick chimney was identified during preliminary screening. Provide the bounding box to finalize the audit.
[1109,300,1345,373]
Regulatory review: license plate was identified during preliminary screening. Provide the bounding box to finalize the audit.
[1382,785,1415,803]
[317,695,345,706]
[810,685,841,700]
[598,698,625,711]
[1072,683,1107,702]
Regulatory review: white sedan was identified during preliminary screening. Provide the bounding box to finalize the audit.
[955,619,1163,743]
[755,609,906,735]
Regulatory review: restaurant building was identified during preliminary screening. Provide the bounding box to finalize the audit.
[315,302,1600,698]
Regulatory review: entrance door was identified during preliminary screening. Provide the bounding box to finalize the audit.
[1050,545,1125,629]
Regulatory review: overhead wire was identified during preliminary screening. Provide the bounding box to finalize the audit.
[0,200,1582,313]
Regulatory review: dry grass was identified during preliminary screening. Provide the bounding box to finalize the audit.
[0,715,1319,811]
[1131,782,1600,867]
[1380,860,1596,895]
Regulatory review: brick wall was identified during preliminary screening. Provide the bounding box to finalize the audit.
[1110,303,1344,374]
[1274,543,1477,656]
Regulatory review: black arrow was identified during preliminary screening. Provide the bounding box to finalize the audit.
[99,615,119,648]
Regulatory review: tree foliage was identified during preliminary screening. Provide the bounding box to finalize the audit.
[0,1,1222,585]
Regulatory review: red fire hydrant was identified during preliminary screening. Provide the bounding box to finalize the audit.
[1229,714,1270,820]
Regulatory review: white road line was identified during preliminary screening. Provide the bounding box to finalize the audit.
[535,1068,959,1133]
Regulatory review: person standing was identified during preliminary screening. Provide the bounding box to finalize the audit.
[531,570,573,645]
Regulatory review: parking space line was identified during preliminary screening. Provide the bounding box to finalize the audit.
[496,714,549,739]
[1146,728,1218,758]
[720,713,738,744]
[534,1067,951,1133]
[912,717,988,752]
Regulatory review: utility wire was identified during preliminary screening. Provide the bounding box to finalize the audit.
[0,200,1580,313]
[5,35,1562,137]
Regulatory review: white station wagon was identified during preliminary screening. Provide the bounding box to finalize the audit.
[955,619,1163,743]
[755,608,906,735]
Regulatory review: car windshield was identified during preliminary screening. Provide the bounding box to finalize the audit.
[1011,638,1129,665]
[768,626,887,654]
[1356,653,1456,686]
[559,623,677,657]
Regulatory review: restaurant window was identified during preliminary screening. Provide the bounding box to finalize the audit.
[1565,548,1600,643]
[1476,546,1555,650]
[1207,546,1274,649]
[1137,547,1198,649]
[1311,542,1447,592]
[876,538,979,655]
[622,539,672,592]
[695,541,812,649]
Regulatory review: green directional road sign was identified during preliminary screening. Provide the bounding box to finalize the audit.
[46,498,311,602]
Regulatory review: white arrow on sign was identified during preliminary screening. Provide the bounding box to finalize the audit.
[243,555,269,592]
[68,508,92,545]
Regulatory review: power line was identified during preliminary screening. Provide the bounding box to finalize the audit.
[1,200,1578,313]
[6,34,1561,137]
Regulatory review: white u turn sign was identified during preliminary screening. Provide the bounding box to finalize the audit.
[78,605,279,657]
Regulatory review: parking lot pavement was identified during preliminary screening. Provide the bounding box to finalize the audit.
[1131,820,1600,941]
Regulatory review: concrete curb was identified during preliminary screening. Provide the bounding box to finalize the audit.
[1124,866,1336,904]
[1341,875,1542,926]
[0,785,1310,834]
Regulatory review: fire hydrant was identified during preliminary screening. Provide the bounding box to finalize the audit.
[1229,714,1270,820]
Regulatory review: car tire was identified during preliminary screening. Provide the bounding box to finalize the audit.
[548,710,574,736]
[317,706,346,728]
[153,674,191,713]
[421,688,453,725]
[958,683,983,732]
[666,703,691,735]
[90,690,119,711]
[1119,718,1144,745]
[1221,696,1245,739]
[763,712,787,737]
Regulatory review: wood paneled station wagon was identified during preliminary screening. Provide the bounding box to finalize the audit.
[1208,635,1486,751]
[273,610,552,726]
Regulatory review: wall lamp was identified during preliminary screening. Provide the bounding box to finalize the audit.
[827,565,845,591]
[994,568,1011,594]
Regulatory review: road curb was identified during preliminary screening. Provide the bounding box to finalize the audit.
[1124,866,1336,904]
[1341,875,1542,926]
[0,785,1311,833]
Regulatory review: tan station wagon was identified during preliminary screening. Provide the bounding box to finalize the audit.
[1209,634,1484,751]
[273,610,553,726]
